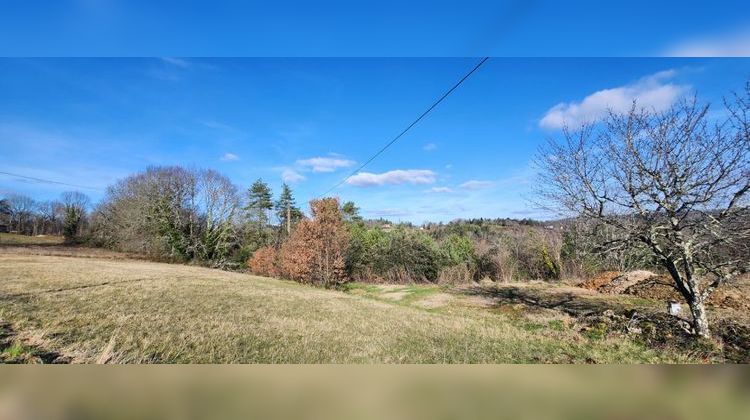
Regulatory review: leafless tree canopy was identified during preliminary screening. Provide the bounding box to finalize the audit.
[536,83,750,338]
[91,166,241,267]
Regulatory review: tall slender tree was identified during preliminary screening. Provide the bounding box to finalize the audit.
[244,179,273,247]
[275,183,303,236]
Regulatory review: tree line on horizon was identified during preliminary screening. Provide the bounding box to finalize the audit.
[0,191,89,243]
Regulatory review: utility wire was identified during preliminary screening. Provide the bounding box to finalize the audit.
[2,58,489,199]
[315,57,490,198]
[0,170,105,192]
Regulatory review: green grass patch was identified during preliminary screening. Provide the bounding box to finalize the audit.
[548,319,566,331]
[0,232,64,245]
[1,341,34,363]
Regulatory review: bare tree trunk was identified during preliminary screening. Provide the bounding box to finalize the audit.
[689,298,710,338]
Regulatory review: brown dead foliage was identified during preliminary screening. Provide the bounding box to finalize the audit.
[279,198,349,288]
[247,246,280,278]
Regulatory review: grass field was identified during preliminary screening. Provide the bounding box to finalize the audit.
[0,232,64,245]
[0,248,704,363]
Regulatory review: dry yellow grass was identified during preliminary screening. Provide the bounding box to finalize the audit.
[0,251,701,363]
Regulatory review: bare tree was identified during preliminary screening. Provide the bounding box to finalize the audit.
[192,169,240,264]
[34,200,63,235]
[91,166,241,266]
[536,85,750,338]
[6,194,35,234]
[92,166,196,258]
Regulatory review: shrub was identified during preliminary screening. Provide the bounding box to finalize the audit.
[474,239,503,280]
[437,264,475,284]
[248,246,280,277]
[439,234,476,267]
[346,223,385,278]
[346,225,443,283]
[382,228,442,282]
[506,229,562,281]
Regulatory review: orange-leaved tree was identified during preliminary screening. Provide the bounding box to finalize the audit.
[248,245,280,277]
[280,198,350,287]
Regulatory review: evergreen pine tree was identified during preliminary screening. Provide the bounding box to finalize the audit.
[341,201,362,223]
[245,179,273,247]
[274,183,303,236]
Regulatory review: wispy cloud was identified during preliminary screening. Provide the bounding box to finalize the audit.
[423,143,437,151]
[540,70,689,129]
[459,180,494,190]
[148,57,196,82]
[220,153,239,162]
[347,169,436,187]
[665,28,750,57]
[281,169,305,184]
[198,119,238,132]
[366,208,412,218]
[160,57,190,68]
[297,156,355,173]
[428,187,453,193]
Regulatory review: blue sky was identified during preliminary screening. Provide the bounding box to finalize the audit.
[1,58,750,222]
[1,1,750,56]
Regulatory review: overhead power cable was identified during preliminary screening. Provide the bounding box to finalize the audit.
[315,57,490,198]
[0,170,105,192]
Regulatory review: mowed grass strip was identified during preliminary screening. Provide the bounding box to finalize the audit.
[0,253,695,363]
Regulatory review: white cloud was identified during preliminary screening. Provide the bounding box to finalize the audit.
[346,169,436,187]
[428,187,453,193]
[459,180,494,190]
[220,153,239,162]
[281,169,305,183]
[540,70,689,129]
[423,143,437,151]
[665,29,750,57]
[297,156,355,173]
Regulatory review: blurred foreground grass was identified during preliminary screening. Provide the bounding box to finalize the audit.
[0,366,748,420]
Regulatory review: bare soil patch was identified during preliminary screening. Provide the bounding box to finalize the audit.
[412,293,454,309]
[578,271,620,290]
